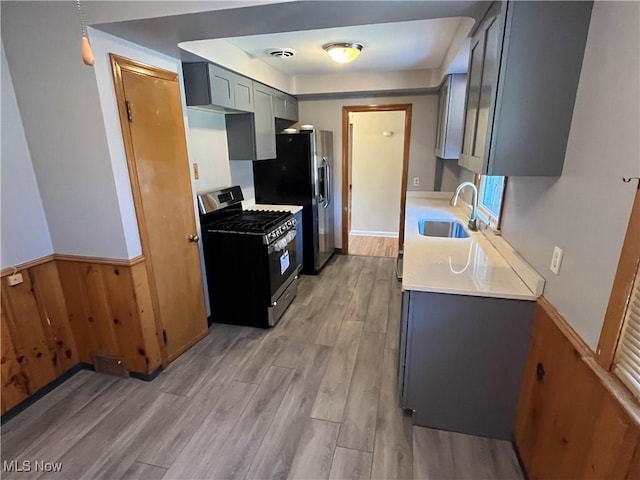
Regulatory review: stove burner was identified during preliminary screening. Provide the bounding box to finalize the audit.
[208,210,292,234]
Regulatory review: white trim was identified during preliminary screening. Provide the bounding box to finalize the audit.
[350,230,399,238]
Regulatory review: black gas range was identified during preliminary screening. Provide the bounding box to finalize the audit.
[198,186,298,328]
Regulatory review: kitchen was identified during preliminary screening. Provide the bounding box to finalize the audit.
[1,1,640,479]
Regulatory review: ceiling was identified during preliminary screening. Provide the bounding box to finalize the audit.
[93,1,491,65]
[179,17,469,76]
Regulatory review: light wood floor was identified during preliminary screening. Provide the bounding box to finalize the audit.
[1,255,523,480]
[349,235,399,258]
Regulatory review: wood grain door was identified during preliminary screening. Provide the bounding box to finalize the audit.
[110,55,207,363]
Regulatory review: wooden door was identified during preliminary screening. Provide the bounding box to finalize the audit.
[110,55,207,363]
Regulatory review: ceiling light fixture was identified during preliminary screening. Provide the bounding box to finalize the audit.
[323,42,363,64]
[267,48,297,59]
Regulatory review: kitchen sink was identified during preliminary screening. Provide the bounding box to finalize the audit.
[418,219,469,239]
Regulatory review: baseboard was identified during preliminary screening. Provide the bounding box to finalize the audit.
[130,366,163,382]
[0,364,84,425]
[349,230,399,238]
[81,362,163,382]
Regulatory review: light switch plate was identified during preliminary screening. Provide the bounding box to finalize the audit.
[550,246,563,275]
[7,272,24,287]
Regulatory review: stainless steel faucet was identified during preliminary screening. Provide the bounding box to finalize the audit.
[450,181,479,231]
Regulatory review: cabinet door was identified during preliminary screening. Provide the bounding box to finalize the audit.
[459,33,484,172]
[459,3,503,174]
[208,64,235,109]
[234,78,254,112]
[253,85,277,160]
[434,77,450,157]
[272,94,286,119]
[285,97,298,122]
[398,291,411,407]
[474,12,502,171]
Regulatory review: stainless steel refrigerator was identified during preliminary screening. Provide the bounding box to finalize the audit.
[253,129,335,274]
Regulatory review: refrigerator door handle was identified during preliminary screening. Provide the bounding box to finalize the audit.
[323,158,331,208]
[318,161,326,205]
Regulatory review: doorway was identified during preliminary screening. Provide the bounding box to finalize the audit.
[110,54,208,364]
[341,104,412,256]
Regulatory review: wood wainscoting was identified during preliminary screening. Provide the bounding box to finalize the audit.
[515,297,640,478]
[1,254,162,415]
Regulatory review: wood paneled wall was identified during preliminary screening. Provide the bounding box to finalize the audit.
[55,257,162,374]
[515,298,640,479]
[1,255,162,415]
[1,258,79,413]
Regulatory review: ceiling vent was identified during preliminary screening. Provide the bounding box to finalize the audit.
[267,48,297,59]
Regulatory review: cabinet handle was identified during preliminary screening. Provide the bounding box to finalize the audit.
[188,234,199,243]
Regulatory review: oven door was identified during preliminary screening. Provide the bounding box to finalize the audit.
[267,228,298,300]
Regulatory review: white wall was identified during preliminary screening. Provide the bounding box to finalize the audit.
[1,45,54,268]
[294,70,439,96]
[500,1,640,350]
[298,93,438,247]
[88,27,224,315]
[229,161,256,206]
[1,1,130,259]
[350,111,405,236]
[186,109,232,193]
[438,160,462,192]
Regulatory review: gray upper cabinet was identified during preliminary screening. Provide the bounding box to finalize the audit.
[253,84,277,160]
[209,65,235,109]
[285,97,298,122]
[227,82,278,161]
[182,63,254,113]
[272,90,299,122]
[272,94,286,119]
[233,76,254,112]
[459,1,593,176]
[183,61,297,161]
[434,74,467,160]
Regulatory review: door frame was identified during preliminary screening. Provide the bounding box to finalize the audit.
[341,104,413,255]
[110,54,183,367]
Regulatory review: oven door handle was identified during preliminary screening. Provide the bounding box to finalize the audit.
[268,230,297,254]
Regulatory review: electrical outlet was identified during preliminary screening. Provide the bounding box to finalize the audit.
[7,272,24,287]
[193,163,200,180]
[550,246,564,275]
[413,177,420,187]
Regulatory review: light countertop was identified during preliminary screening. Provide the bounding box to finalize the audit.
[403,197,538,301]
[246,203,303,214]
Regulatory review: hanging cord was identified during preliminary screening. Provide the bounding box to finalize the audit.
[76,0,95,66]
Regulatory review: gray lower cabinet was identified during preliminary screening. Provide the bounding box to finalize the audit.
[459,1,592,176]
[398,289,535,440]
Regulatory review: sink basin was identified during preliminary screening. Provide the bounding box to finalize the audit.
[418,219,469,239]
